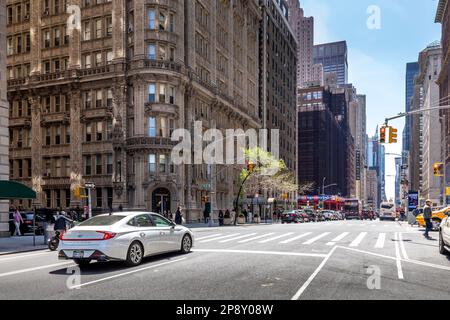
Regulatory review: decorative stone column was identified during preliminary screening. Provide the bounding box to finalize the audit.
[29,96,44,206]
[68,89,83,207]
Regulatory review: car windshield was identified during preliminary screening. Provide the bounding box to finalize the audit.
[78,215,126,226]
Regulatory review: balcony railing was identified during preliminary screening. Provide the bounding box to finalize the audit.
[126,136,177,150]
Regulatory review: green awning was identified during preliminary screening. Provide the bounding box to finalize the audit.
[0,180,36,200]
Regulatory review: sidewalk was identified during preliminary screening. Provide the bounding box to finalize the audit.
[0,236,47,256]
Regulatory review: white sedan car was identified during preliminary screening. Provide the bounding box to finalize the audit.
[58,212,194,267]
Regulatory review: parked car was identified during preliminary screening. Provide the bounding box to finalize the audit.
[59,212,194,267]
[439,210,450,255]
[322,210,335,221]
[8,212,45,235]
[297,211,309,223]
[417,207,450,231]
[360,210,374,220]
[304,209,317,222]
[281,210,301,224]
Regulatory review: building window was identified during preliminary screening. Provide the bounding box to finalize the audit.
[96,122,103,141]
[107,154,113,174]
[96,90,103,108]
[106,17,112,36]
[148,44,156,60]
[95,19,102,38]
[148,117,156,137]
[85,156,92,175]
[96,188,103,208]
[148,9,156,29]
[86,123,92,142]
[148,154,156,173]
[159,12,166,31]
[159,154,166,173]
[148,83,156,102]
[107,89,113,108]
[84,91,92,109]
[84,21,91,40]
[84,54,91,68]
[96,155,102,175]
[159,84,166,103]
[55,126,61,145]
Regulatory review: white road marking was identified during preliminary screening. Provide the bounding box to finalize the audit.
[291,246,338,300]
[303,233,331,245]
[0,262,73,278]
[238,233,275,243]
[338,246,397,261]
[192,249,327,258]
[349,232,367,247]
[0,251,53,263]
[326,232,350,246]
[219,233,258,243]
[394,233,404,280]
[398,232,409,260]
[195,234,223,241]
[69,258,186,289]
[280,233,312,244]
[258,233,294,244]
[375,233,386,249]
[199,233,240,243]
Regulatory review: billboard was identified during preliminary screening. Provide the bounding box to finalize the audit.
[408,191,419,212]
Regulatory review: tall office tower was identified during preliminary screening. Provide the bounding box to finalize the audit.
[6,0,261,222]
[286,0,315,88]
[259,0,297,174]
[403,62,419,156]
[0,0,9,237]
[313,41,348,85]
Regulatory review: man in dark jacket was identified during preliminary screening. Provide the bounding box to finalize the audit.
[175,207,183,225]
[423,199,433,239]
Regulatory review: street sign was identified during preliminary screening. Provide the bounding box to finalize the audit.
[85,182,96,189]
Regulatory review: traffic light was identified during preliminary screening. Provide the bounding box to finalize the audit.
[379,126,387,144]
[247,162,255,173]
[389,127,398,144]
[433,163,444,177]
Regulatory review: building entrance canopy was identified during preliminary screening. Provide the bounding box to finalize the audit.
[0,181,36,200]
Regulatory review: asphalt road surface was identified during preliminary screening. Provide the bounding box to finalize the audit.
[1,220,449,300]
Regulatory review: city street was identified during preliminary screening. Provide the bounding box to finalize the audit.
[1,220,449,300]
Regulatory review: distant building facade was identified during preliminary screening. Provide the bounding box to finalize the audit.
[313,41,348,86]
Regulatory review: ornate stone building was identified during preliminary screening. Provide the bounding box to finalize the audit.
[0,0,10,236]
[6,0,261,222]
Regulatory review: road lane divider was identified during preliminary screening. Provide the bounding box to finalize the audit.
[199,233,240,243]
[398,232,409,260]
[0,262,73,278]
[238,233,275,243]
[195,234,223,241]
[219,233,258,243]
[375,233,386,249]
[280,233,312,244]
[349,232,368,247]
[326,232,350,246]
[303,232,331,245]
[394,232,404,280]
[258,233,294,244]
[69,258,187,290]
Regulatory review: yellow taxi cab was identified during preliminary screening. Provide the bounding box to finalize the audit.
[416,206,450,231]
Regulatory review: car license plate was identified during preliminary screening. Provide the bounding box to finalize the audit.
[73,251,84,259]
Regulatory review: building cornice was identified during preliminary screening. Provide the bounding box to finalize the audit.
[435,0,448,23]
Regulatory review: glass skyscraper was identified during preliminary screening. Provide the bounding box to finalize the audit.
[313,41,348,85]
[403,62,419,154]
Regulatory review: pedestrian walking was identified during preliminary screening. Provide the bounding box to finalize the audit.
[175,207,183,225]
[423,199,433,239]
[218,210,224,226]
[203,208,210,224]
[12,209,23,236]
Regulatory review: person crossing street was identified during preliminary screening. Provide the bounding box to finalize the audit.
[423,199,433,239]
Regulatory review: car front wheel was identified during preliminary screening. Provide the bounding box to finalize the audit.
[181,234,192,254]
[125,241,144,267]
[439,231,449,255]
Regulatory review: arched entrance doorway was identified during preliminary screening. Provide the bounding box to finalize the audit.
[152,188,171,215]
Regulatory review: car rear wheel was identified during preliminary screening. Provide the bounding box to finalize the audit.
[439,231,449,255]
[180,234,192,254]
[125,241,144,267]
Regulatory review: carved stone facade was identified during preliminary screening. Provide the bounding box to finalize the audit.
[0,0,10,236]
[6,0,261,222]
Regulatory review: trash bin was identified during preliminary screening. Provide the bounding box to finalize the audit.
[44,223,55,244]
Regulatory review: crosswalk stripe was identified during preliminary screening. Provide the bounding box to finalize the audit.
[375,233,386,248]
[199,233,240,243]
[219,233,258,243]
[258,233,294,244]
[238,233,275,243]
[303,232,331,245]
[280,233,312,244]
[196,234,223,241]
[326,232,350,246]
[350,232,368,247]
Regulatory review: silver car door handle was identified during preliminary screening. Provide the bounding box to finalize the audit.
[140,233,145,238]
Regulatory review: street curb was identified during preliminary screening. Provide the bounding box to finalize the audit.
[0,247,48,257]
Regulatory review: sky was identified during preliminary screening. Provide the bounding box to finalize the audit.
[300,0,442,201]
